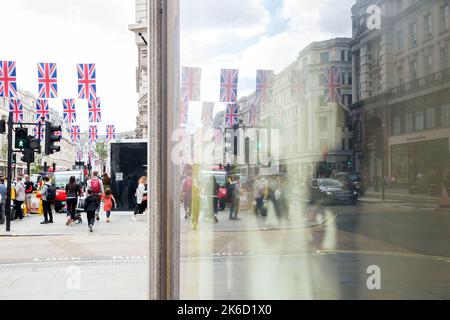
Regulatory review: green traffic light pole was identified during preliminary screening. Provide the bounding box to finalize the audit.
[5,116,44,232]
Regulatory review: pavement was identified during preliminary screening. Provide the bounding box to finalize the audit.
[0,200,449,300]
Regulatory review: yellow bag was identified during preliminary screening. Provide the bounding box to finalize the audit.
[38,200,43,216]
[11,188,15,201]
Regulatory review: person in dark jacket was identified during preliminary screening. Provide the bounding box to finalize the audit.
[65,176,82,226]
[84,188,99,233]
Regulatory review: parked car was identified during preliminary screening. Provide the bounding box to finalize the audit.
[334,172,366,196]
[306,178,357,205]
[53,170,85,213]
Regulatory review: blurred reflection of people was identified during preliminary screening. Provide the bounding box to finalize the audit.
[191,165,201,231]
[229,176,241,221]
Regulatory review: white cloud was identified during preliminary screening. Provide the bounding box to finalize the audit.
[0,1,138,133]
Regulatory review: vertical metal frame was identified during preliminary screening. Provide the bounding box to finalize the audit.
[148,0,180,300]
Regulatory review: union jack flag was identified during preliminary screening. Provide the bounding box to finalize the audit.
[225,103,239,128]
[105,125,116,142]
[63,99,77,124]
[88,150,95,162]
[202,102,214,128]
[34,125,45,140]
[77,63,96,99]
[36,99,50,123]
[220,69,239,103]
[88,97,102,123]
[37,63,58,98]
[214,128,223,145]
[248,104,260,127]
[89,125,98,143]
[290,69,304,102]
[0,61,17,98]
[9,99,23,123]
[256,70,274,104]
[55,130,62,137]
[71,125,81,144]
[181,67,201,102]
[324,66,342,104]
[179,99,189,127]
[76,149,83,162]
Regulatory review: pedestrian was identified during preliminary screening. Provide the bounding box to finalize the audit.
[24,175,34,217]
[14,176,26,220]
[102,173,111,191]
[191,171,201,231]
[127,177,136,209]
[0,177,7,225]
[229,176,241,221]
[254,176,265,217]
[84,188,99,232]
[86,171,104,221]
[180,174,192,219]
[40,177,55,224]
[101,188,116,223]
[132,176,147,221]
[65,176,82,226]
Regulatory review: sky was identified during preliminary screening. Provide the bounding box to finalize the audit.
[180,0,355,129]
[0,0,138,134]
[0,0,355,134]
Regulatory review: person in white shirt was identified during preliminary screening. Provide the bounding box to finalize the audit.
[14,176,26,220]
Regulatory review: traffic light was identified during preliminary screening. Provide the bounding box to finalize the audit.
[15,128,28,149]
[21,149,35,164]
[12,154,16,164]
[45,121,61,155]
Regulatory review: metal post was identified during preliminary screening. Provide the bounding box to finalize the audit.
[5,113,13,232]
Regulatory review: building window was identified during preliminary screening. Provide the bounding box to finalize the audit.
[410,59,417,81]
[441,4,449,31]
[320,52,329,63]
[341,50,346,61]
[415,110,424,131]
[424,51,433,75]
[319,116,328,132]
[395,0,402,14]
[441,104,449,127]
[319,138,328,151]
[396,29,404,51]
[425,107,436,129]
[393,115,402,135]
[405,113,414,133]
[396,65,404,85]
[424,14,433,37]
[441,45,449,69]
[409,22,417,46]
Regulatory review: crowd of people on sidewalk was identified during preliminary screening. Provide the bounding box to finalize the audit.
[0,171,148,233]
[180,167,291,231]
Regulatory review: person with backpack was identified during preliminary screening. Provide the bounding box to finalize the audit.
[40,176,55,224]
[86,171,104,221]
[101,188,116,223]
[84,188,100,232]
[24,175,35,217]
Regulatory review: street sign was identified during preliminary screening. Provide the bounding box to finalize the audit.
[116,172,123,181]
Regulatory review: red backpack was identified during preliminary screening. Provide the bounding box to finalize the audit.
[91,178,101,194]
[183,177,192,193]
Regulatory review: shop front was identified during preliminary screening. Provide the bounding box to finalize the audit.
[390,139,449,187]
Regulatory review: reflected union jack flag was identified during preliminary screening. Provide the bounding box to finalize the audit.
[77,63,96,99]
[37,63,58,98]
[290,69,304,102]
[88,97,102,123]
[76,149,83,162]
[36,99,50,123]
[105,125,116,142]
[324,66,342,104]
[220,69,239,103]
[214,128,223,145]
[71,125,81,144]
[248,104,260,127]
[9,99,23,123]
[225,103,239,127]
[256,70,274,104]
[89,125,98,143]
[179,99,189,127]
[181,67,201,101]
[0,61,17,98]
[63,99,77,124]
[34,125,44,140]
[202,102,214,128]
[88,149,95,162]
